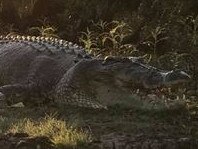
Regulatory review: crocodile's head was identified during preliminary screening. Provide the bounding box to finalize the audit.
[95,56,191,90]
[56,56,191,109]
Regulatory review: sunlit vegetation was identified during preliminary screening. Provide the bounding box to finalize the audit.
[8,115,91,148]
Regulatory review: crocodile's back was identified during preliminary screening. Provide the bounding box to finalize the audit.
[0,42,37,84]
[0,35,83,85]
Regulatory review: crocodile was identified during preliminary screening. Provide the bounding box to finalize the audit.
[0,35,191,109]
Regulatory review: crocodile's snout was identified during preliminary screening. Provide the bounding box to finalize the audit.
[163,70,191,86]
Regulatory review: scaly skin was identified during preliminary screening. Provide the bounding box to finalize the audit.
[55,57,190,109]
[0,35,191,109]
[0,35,87,106]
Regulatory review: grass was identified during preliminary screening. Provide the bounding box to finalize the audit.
[8,116,91,148]
[0,95,197,148]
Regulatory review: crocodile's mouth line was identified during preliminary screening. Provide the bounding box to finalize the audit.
[130,84,187,102]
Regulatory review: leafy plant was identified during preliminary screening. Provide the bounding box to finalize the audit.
[80,20,137,56]
[157,52,191,70]
[28,19,59,37]
[79,28,97,53]
[141,26,168,60]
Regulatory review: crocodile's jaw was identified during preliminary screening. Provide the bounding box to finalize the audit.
[137,70,191,89]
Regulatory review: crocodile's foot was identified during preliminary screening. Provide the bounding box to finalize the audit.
[0,84,54,107]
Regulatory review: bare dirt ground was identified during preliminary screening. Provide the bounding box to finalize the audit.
[0,95,198,149]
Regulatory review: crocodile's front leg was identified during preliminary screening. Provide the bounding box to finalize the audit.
[55,59,107,109]
[0,55,65,106]
[0,82,53,106]
[0,83,33,105]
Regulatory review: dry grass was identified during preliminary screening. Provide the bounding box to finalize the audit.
[8,115,91,148]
